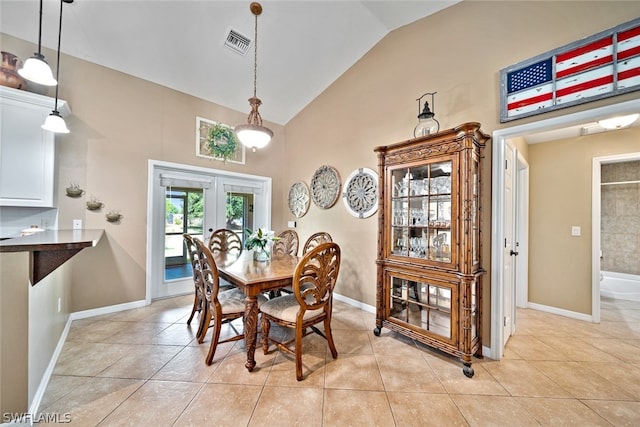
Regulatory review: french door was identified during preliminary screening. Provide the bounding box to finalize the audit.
[165,187,204,278]
[147,160,272,301]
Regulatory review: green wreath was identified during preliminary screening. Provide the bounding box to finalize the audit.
[207,122,238,161]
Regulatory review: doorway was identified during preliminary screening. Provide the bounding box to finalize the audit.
[592,154,640,310]
[146,160,272,301]
[490,98,640,360]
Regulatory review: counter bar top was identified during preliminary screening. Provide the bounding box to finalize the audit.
[0,229,104,285]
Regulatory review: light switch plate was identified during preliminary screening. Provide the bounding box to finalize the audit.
[73,219,83,230]
[571,226,581,236]
[287,221,296,228]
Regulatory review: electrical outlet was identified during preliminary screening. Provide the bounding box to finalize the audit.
[571,226,581,236]
[287,221,296,228]
[73,219,82,230]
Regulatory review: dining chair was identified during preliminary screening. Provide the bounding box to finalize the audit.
[183,234,209,341]
[194,238,267,364]
[260,242,341,380]
[207,228,242,291]
[272,229,299,256]
[302,231,333,254]
[208,228,243,254]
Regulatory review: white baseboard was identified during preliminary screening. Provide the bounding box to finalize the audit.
[527,301,593,322]
[334,293,375,314]
[26,299,149,420]
[26,315,73,422]
[70,299,148,321]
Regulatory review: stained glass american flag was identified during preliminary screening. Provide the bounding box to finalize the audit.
[500,18,640,122]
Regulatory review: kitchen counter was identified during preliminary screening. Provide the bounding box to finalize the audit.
[0,229,104,285]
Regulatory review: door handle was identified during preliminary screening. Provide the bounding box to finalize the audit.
[509,250,519,256]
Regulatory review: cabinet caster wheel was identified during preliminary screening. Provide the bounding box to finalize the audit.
[463,364,474,378]
[373,327,381,336]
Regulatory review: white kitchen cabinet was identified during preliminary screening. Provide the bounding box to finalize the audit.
[0,86,69,207]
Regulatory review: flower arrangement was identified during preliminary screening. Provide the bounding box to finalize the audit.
[244,228,280,261]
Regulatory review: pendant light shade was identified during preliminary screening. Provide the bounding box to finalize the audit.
[42,110,69,133]
[235,2,273,151]
[19,55,57,86]
[42,0,73,134]
[18,0,57,86]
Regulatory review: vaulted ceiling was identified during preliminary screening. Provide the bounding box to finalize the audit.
[0,0,460,125]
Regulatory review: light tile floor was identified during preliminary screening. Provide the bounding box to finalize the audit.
[38,296,640,426]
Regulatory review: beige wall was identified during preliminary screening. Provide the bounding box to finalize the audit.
[529,128,640,314]
[1,34,286,311]
[2,1,640,338]
[284,1,640,338]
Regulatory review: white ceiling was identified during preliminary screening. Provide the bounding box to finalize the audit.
[0,0,460,125]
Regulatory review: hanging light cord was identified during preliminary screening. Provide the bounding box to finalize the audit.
[52,0,64,111]
[37,0,44,56]
[252,11,258,99]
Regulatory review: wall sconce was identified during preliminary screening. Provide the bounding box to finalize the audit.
[234,2,273,152]
[598,113,639,130]
[18,0,57,86]
[414,92,440,138]
[42,0,73,134]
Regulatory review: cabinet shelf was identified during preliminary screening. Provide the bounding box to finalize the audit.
[374,122,488,378]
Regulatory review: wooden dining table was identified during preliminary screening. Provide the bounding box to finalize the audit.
[213,250,300,372]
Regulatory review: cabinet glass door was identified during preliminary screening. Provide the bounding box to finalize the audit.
[389,159,453,263]
[388,274,456,342]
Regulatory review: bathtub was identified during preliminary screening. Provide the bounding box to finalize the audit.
[600,271,640,302]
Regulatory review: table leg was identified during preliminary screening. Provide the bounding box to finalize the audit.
[244,295,259,371]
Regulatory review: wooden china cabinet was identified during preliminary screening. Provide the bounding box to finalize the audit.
[373,122,489,377]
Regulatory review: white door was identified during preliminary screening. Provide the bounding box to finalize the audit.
[503,142,517,345]
[146,161,273,301]
[156,171,217,299]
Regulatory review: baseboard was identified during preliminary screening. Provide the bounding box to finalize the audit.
[26,299,149,420]
[23,314,72,425]
[527,301,593,322]
[334,293,375,314]
[70,299,148,320]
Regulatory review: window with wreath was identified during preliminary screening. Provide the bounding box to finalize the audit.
[196,117,245,164]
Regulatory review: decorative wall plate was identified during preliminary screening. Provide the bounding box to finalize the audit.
[288,181,310,217]
[342,167,378,218]
[310,165,341,209]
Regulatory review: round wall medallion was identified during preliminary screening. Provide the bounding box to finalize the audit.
[310,165,341,209]
[288,181,310,217]
[342,167,378,218]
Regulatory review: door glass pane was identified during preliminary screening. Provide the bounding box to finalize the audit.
[165,188,203,280]
[226,192,253,245]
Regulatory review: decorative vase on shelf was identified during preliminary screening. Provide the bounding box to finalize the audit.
[0,51,26,90]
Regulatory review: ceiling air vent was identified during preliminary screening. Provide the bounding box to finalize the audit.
[224,28,252,56]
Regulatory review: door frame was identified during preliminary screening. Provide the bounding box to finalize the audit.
[146,160,272,302]
[490,98,640,360]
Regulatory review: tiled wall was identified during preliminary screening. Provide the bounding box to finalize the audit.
[0,207,58,238]
[601,161,640,275]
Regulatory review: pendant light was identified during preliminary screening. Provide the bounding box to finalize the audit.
[42,0,73,134]
[414,92,440,138]
[18,0,57,86]
[234,2,273,152]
